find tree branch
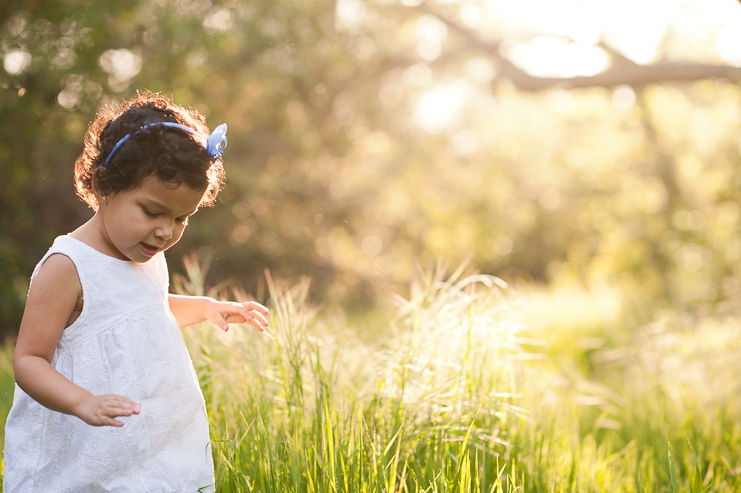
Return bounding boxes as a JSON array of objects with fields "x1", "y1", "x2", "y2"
[
  {"x1": 421, "y1": 4, "x2": 741, "y2": 91},
  {"x1": 498, "y1": 58, "x2": 741, "y2": 91}
]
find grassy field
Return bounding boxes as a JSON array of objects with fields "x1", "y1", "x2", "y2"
[{"x1": 1, "y1": 261, "x2": 741, "y2": 491}]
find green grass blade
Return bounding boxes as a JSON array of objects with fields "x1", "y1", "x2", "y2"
[
  {"x1": 567, "y1": 448, "x2": 577, "y2": 492},
  {"x1": 668, "y1": 435, "x2": 678, "y2": 493}
]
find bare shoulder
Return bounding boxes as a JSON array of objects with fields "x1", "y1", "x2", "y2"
[
  {"x1": 30, "y1": 253, "x2": 82, "y2": 301},
  {"x1": 16, "y1": 253, "x2": 84, "y2": 361}
]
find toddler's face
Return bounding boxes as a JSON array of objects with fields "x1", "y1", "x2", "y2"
[{"x1": 97, "y1": 175, "x2": 206, "y2": 263}]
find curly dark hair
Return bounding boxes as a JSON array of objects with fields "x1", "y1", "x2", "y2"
[{"x1": 75, "y1": 90, "x2": 225, "y2": 210}]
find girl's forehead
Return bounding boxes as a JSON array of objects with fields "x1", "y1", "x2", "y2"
[{"x1": 135, "y1": 176, "x2": 206, "y2": 213}]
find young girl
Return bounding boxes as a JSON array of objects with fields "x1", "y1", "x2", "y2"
[{"x1": 3, "y1": 91, "x2": 269, "y2": 492}]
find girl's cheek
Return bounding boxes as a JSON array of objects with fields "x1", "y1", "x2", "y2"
[{"x1": 173, "y1": 225, "x2": 187, "y2": 243}]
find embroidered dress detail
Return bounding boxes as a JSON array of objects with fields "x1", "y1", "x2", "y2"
[{"x1": 3, "y1": 236, "x2": 215, "y2": 492}]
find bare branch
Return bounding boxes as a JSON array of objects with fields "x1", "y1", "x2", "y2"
[
  {"x1": 420, "y1": 5, "x2": 741, "y2": 91},
  {"x1": 498, "y1": 58, "x2": 741, "y2": 91}
]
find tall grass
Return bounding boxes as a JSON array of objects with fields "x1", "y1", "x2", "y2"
[
  {"x1": 176, "y1": 258, "x2": 537, "y2": 492},
  {"x1": 173, "y1": 258, "x2": 741, "y2": 492}
]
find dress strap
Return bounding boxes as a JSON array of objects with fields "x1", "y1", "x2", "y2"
[{"x1": 31, "y1": 236, "x2": 96, "y2": 290}]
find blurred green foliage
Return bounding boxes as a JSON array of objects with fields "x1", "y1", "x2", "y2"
[{"x1": 2, "y1": 0, "x2": 741, "y2": 335}]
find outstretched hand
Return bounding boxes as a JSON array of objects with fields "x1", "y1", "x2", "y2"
[
  {"x1": 74, "y1": 394, "x2": 141, "y2": 427},
  {"x1": 204, "y1": 300, "x2": 270, "y2": 332}
]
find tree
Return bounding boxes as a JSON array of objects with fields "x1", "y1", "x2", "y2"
[{"x1": 2, "y1": 0, "x2": 741, "y2": 334}]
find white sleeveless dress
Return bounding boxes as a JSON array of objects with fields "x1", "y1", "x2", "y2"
[{"x1": 3, "y1": 235, "x2": 215, "y2": 492}]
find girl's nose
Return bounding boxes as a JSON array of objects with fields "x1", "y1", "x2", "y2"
[{"x1": 155, "y1": 221, "x2": 173, "y2": 240}]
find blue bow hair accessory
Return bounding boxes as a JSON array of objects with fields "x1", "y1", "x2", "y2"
[
  {"x1": 206, "y1": 123, "x2": 228, "y2": 160},
  {"x1": 104, "y1": 122, "x2": 228, "y2": 167}
]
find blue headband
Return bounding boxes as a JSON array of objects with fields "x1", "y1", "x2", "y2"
[{"x1": 103, "y1": 122, "x2": 228, "y2": 167}]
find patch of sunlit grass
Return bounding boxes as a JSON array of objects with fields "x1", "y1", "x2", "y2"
[
  {"x1": 522, "y1": 282, "x2": 624, "y2": 374},
  {"x1": 174, "y1": 258, "x2": 741, "y2": 491},
  {"x1": 180, "y1": 259, "x2": 538, "y2": 491}
]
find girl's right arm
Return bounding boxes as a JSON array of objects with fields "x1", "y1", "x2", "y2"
[{"x1": 13, "y1": 253, "x2": 140, "y2": 427}]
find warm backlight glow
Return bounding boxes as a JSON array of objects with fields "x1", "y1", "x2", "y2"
[
  {"x1": 506, "y1": 36, "x2": 609, "y2": 78},
  {"x1": 414, "y1": 83, "x2": 469, "y2": 134},
  {"x1": 405, "y1": 0, "x2": 741, "y2": 133}
]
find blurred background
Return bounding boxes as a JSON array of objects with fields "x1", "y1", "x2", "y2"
[{"x1": 2, "y1": 0, "x2": 741, "y2": 336}]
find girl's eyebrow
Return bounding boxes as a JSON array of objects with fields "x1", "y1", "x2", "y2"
[
  {"x1": 142, "y1": 198, "x2": 168, "y2": 210},
  {"x1": 141, "y1": 198, "x2": 174, "y2": 213},
  {"x1": 141, "y1": 198, "x2": 198, "y2": 216}
]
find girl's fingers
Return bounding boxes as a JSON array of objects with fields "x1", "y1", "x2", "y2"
[
  {"x1": 111, "y1": 395, "x2": 140, "y2": 411},
  {"x1": 233, "y1": 304, "x2": 253, "y2": 323},
  {"x1": 236, "y1": 309, "x2": 269, "y2": 330},
  {"x1": 79, "y1": 394, "x2": 141, "y2": 427},
  {"x1": 243, "y1": 301, "x2": 269, "y2": 315},
  {"x1": 215, "y1": 301, "x2": 270, "y2": 332},
  {"x1": 248, "y1": 318, "x2": 266, "y2": 332},
  {"x1": 229, "y1": 307, "x2": 264, "y2": 332},
  {"x1": 212, "y1": 311, "x2": 229, "y2": 331},
  {"x1": 250, "y1": 310, "x2": 269, "y2": 327},
  {"x1": 102, "y1": 395, "x2": 141, "y2": 417},
  {"x1": 105, "y1": 405, "x2": 136, "y2": 418},
  {"x1": 222, "y1": 304, "x2": 269, "y2": 329}
]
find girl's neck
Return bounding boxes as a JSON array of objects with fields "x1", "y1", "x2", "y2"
[{"x1": 68, "y1": 215, "x2": 130, "y2": 262}]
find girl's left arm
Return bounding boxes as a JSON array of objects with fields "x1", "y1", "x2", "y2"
[{"x1": 168, "y1": 295, "x2": 269, "y2": 332}]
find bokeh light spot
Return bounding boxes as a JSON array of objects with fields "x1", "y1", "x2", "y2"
[
  {"x1": 361, "y1": 235, "x2": 383, "y2": 256},
  {"x1": 493, "y1": 236, "x2": 513, "y2": 256},
  {"x1": 612, "y1": 85, "x2": 636, "y2": 112},
  {"x1": 3, "y1": 50, "x2": 31, "y2": 75}
]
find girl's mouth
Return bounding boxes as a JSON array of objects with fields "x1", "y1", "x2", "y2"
[{"x1": 140, "y1": 243, "x2": 160, "y2": 257}]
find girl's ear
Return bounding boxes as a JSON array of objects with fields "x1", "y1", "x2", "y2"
[{"x1": 91, "y1": 173, "x2": 107, "y2": 210}]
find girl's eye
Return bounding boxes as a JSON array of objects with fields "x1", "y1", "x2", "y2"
[
  {"x1": 176, "y1": 217, "x2": 189, "y2": 225},
  {"x1": 144, "y1": 209, "x2": 159, "y2": 218}
]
